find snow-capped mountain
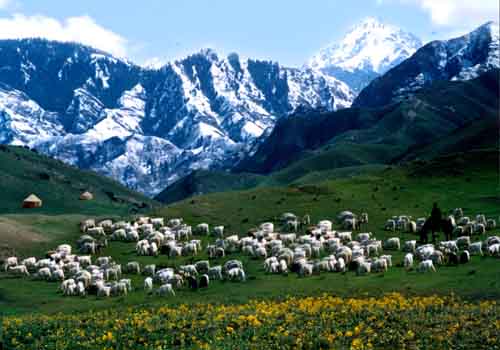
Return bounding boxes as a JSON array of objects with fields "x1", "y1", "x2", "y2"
[
  {"x1": 353, "y1": 21, "x2": 500, "y2": 108},
  {"x1": 308, "y1": 17, "x2": 422, "y2": 92},
  {"x1": 0, "y1": 39, "x2": 353, "y2": 195}
]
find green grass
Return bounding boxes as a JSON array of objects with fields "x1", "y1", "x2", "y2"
[
  {"x1": 0, "y1": 149, "x2": 499, "y2": 317},
  {"x1": 0, "y1": 145, "x2": 157, "y2": 216}
]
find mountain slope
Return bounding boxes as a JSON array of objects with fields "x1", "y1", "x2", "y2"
[
  {"x1": 308, "y1": 18, "x2": 422, "y2": 92},
  {"x1": 239, "y1": 69, "x2": 499, "y2": 174},
  {"x1": 0, "y1": 40, "x2": 354, "y2": 196},
  {"x1": 353, "y1": 21, "x2": 499, "y2": 108},
  {"x1": 0, "y1": 145, "x2": 155, "y2": 215},
  {"x1": 156, "y1": 70, "x2": 499, "y2": 204}
]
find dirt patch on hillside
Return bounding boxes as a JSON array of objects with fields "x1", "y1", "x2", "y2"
[{"x1": 0, "y1": 217, "x2": 49, "y2": 258}]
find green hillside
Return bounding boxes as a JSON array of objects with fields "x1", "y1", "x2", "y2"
[{"x1": 0, "y1": 145, "x2": 156, "y2": 216}]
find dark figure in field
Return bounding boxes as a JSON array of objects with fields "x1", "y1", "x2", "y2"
[
  {"x1": 430, "y1": 203, "x2": 442, "y2": 243},
  {"x1": 419, "y1": 219, "x2": 432, "y2": 244}
]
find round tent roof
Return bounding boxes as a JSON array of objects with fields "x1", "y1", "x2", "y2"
[
  {"x1": 24, "y1": 194, "x2": 42, "y2": 203},
  {"x1": 79, "y1": 191, "x2": 94, "y2": 200}
]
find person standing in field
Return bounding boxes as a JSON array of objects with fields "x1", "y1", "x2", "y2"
[{"x1": 430, "y1": 202, "x2": 442, "y2": 243}]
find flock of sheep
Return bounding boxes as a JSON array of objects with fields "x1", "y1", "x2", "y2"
[{"x1": 2, "y1": 208, "x2": 499, "y2": 299}]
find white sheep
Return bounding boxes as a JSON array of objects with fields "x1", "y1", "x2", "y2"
[
  {"x1": 403, "y1": 240, "x2": 416, "y2": 253},
  {"x1": 488, "y1": 243, "x2": 500, "y2": 257},
  {"x1": 126, "y1": 262, "x2": 141, "y2": 275},
  {"x1": 371, "y1": 258, "x2": 388, "y2": 273},
  {"x1": 196, "y1": 223, "x2": 210, "y2": 235},
  {"x1": 356, "y1": 261, "x2": 371, "y2": 276},
  {"x1": 213, "y1": 226, "x2": 224, "y2": 238},
  {"x1": 417, "y1": 260, "x2": 436, "y2": 273},
  {"x1": 208, "y1": 266, "x2": 223, "y2": 281},
  {"x1": 144, "y1": 277, "x2": 153, "y2": 293},
  {"x1": 227, "y1": 267, "x2": 246, "y2": 282},
  {"x1": 4, "y1": 257, "x2": 18, "y2": 271},
  {"x1": 469, "y1": 242, "x2": 483, "y2": 256},
  {"x1": 384, "y1": 237, "x2": 400, "y2": 251},
  {"x1": 8, "y1": 265, "x2": 29, "y2": 277},
  {"x1": 404, "y1": 253, "x2": 414, "y2": 270},
  {"x1": 456, "y1": 236, "x2": 471, "y2": 249}
]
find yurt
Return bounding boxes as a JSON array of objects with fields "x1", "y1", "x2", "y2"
[
  {"x1": 22, "y1": 194, "x2": 42, "y2": 208},
  {"x1": 79, "y1": 191, "x2": 94, "y2": 201}
]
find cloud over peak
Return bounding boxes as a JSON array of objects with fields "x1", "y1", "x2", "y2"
[{"x1": 0, "y1": 14, "x2": 128, "y2": 57}]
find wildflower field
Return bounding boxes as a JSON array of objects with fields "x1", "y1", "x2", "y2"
[{"x1": 2, "y1": 293, "x2": 498, "y2": 349}]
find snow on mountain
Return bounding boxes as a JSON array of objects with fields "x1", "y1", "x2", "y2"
[
  {"x1": 308, "y1": 17, "x2": 422, "y2": 92},
  {"x1": 353, "y1": 21, "x2": 500, "y2": 108},
  {"x1": 0, "y1": 39, "x2": 353, "y2": 196}
]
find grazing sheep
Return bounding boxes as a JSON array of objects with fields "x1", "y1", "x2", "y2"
[
  {"x1": 335, "y1": 257, "x2": 346, "y2": 272},
  {"x1": 469, "y1": 242, "x2": 483, "y2": 256},
  {"x1": 8, "y1": 265, "x2": 29, "y2": 277},
  {"x1": 458, "y1": 217, "x2": 471, "y2": 226},
  {"x1": 403, "y1": 240, "x2": 416, "y2": 253},
  {"x1": 474, "y1": 223, "x2": 486, "y2": 235},
  {"x1": 298, "y1": 263, "x2": 313, "y2": 277},
  {"x1": 196, "y1": 223, "x2": 209, "y2": 235},
  {"x1": 96, "y1": 283, "x2": 111, "y2": 298},
  {"x1": 430, "y1": 250, "x2": 444, "y2": 266},
  {"x1": 459, "y1": 250, "x2": 470, "y2": 264},
  {"x1": 199, "y1": 274, "x2": 210, "y2": 288},
  {"x1": 384, "y1": 220, "x2": 396, "y2": 231},
  {"x1": 318, "y1": 220, "x2": 333, "y2": 233},
  {"x1": 144, "y1": 277, "x2": 153, "y2": 293},
  {"x1": 408, "y1": 221, "x2": 417, "y2": 233},
  {"x1": 404, "y1": 253, "x2": 414, "y2": 271},
  {"x1": 357, "y1": 232, "x2": 371, "y2": 242},
  {"x1": 415, "y1": 244, "x2": 435, "y2": 261},
  {"x1": 488, "y1": 243, "x2": 500, "y2": 257},
  {"x1": 456, "y1": 236, "x2": 471, "y2": 249},
  {"x1": 208, "y1": 266, "x2": 223, "y2": 281},
  {"x1": 227, "y1": 267, "x2": 246, "y2": 282},
  {"x1": 371, "y1": 258, "x2": 388, "y2": 273},
  {"x1": 380, "y1": 255, "x2": 392, "y2": 267},
  {"x1": 194, "y1": 260, "x2": 210, "y2": 275},
  {"x1": 4, "y1": 257, "x2": 18, "y2": 271},
  {"x1": 439, "y1": 241, "x2": 459, "y2": 254},
  {"x1": 215, "y1": 247, "x2": 225, "y2": 258},
  {"x1": 338, "y1": 232, "x2": 352, "y2": 244},
  {"x1": 453, "y1": 208, "x2": 463, "y2": 219},
  {"x1": 356, "y1": 261, "x2": 371, "y2": 276},
  {"x1": 126, "y1": 262, "x2": 141, "y2": 275},
  {"x1": 36, "y1": 267, "x2": 52, "y2": 280},
  {"x1": 213, "y1": 226, "x2": 224, "y2": 238},
  {"x1": 486, "y1": 219, "x2": 497, "y2": 231},
  {"x1": 76, "y1": 281, "x2": 86, "y2": 296},
  {"x1": 157, "y1": 284, "x2": 175, "y2": 297},
  {"x1": 260, "y1": 222, "x2": 274, "y2": 234},
  {"x1": 384, "y1": 237, "x2": 400, "y2": 251},
  {"x1": 143, "y1": 264, "x2": 156, "y2": 277},
  {"x1": 417, "y1": 260, "x2": 436, "y2": 273}
]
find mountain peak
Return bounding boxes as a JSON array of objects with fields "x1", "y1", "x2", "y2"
[{"x1": 309, "y1": 18, "x2": 422, "y2": 75}]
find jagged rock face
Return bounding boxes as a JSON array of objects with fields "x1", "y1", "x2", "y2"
[
  {"x1": 308, "y1": 17, "x2": 422, "y2": 92},
  {"x1": 0, "y1": 39, "x2": 353, "y2": 196},
  {"x1": 353, "y1": 22, "x2": 500, "y2": 108}
]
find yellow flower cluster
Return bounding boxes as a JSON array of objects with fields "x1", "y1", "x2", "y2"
[{"x1": 2, "y1": 293, "x2": 498, "y2": 349}]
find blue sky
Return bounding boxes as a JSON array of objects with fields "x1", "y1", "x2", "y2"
[{"x1": 0, "y1": 0, "x2": 497, "y2": 66}]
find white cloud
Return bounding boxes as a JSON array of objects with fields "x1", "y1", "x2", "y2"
[
  {"x1": 0, "y1": 0, "x2": 11, "y2": 9},
  {"x1": 0, "y1": 14, "x2": 128, "y2": 57},
  {"x1": 417, "y1": 0, "x2": 498, "y2": 27},
  {"x1": 378, "y1": 0, "x2": 499, "y2": 27}
]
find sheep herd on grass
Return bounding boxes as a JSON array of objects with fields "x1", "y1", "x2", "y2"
[{"x1": 1, "y1": 208, "x2": 499, "y2": 300}]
